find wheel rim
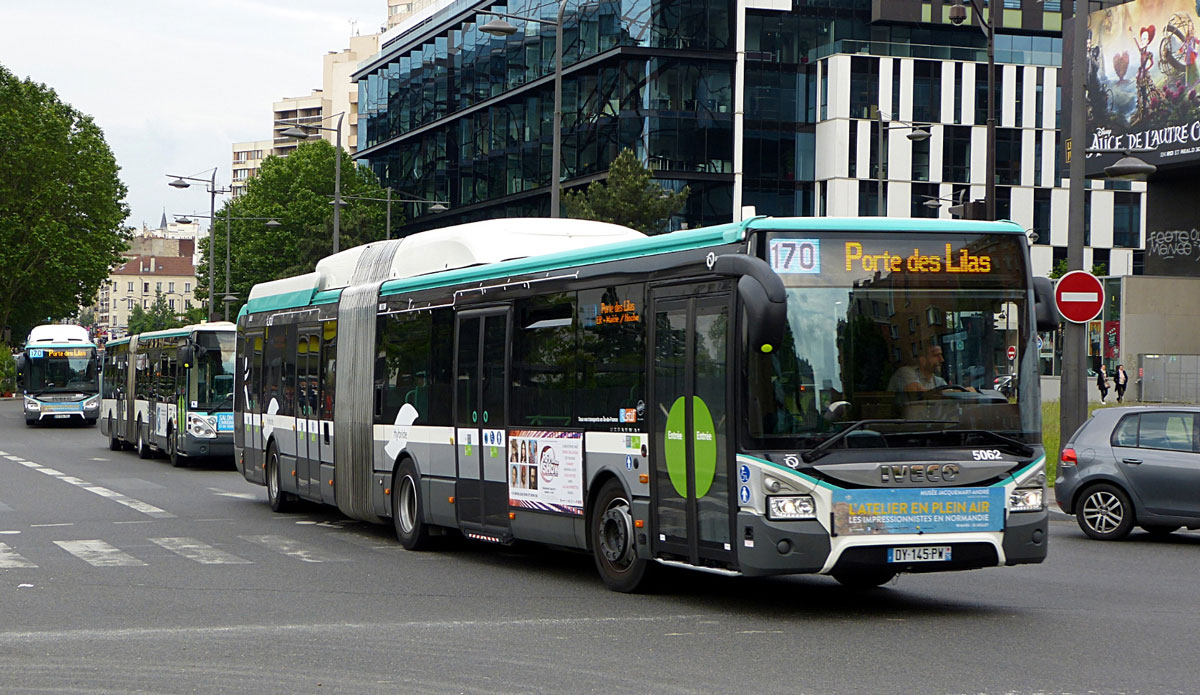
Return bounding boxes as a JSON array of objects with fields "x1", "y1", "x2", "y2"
[
  {"x1": 267, "y1": 455, "x2": 279, "y2": 501},
  {"x1": 1083, "y1": 491, "x2": 1125, "y2": 534},
  {"x1": 598, "y1": 496, "x2": 635, "y2": 571},
  {"x1": 398, "y1": 475, "x2": 418, "y2": 534}
]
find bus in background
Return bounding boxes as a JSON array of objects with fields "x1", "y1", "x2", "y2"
[
  {"x1": 235, "y1": 217, "x2": 1058, "y2": 592},
  {"x1": 101, "y1": 322, "x2": 238, "y2": 466},
  {"x1": 17, "y1": 324, "x2": 100, "y2": 426}
]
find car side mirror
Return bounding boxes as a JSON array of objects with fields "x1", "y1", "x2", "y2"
[
  {"x1": 1032, "y1": 276, "x2": 1059, "y2": 332},
  {"x1": 712, "y1": 254, "x2": 787, "y2": 355}
]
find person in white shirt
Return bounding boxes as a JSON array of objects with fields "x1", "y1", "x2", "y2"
[{"x1": 888, "y1": 343, "x2": 949, "y2": 394}]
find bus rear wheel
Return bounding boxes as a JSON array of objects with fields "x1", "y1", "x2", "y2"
[
  {"x1": 591, "y1": 479, "x2": 653, "y2": 593},
  {"x1": 392, "y1": 461, "x2": 430, "y2": 550},
  {"x1": 266, "y1": 445, "x2": 293, "y2": 513},
  {"x1": 168, "y1": 432, "x2": 185, "y2": 468},
  {"x1": 136, "y1": 424, "x2": 152, "y2": 459},
  {"x1": 108, "y1": 418, "x2": 121, "y2": 450}
]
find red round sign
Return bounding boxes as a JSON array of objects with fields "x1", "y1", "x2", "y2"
[
  {"x1": 1007, "y1": 346, "x2": 1017, "y2": 361},
  {"x1": 1054, "y1": 270, "x2": 1105, "y2": 324}
]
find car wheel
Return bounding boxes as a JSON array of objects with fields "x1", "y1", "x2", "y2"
[
  {"x1": 833, "y1": 571, "x2": 897, "y2": 589},
  {"x1": 591, "y1": 479, "x2": 654, "y2": 593},
  {"x1": 1077, "y1": 483, "x2": 1134, "y2": 540},
  {"x1": 392, "y1": 460, "x2": 431, "y2": 550},
  {"x1": 1142, "y1": 525, "x2": 1180, "y2": 538}
]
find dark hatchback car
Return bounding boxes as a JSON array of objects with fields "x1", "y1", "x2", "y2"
[{"x1": 1056, "y1": 405, "x2": 1200, "y2": 540}]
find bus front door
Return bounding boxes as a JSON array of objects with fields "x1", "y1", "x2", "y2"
[
  {"x1": 295, "y1": 331, "x2": 321, "y2": 499},
  {"x1": 454, "y1": 308, "x2": 512, "y2": 541},
  {"x1": 650, "y1": 288, "x2": 734, "y2": 569}
]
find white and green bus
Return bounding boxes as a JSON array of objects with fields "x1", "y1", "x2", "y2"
[
  {"x1": 235, "y1": 217, "x2": 1058, "y2": 591},
  {"x1": 17, "y1": 324, "x2": 101, "y2": 426},
  {"x1": 100, "y1": 323, "x2": 237, "y2": 466}
]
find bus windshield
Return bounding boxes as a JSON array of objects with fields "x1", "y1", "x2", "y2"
[
  {"x1": 747, "y1": 230, "x2": 1034, "y2": 451},
  {"x1": 25, "y1": 347, "x2": 99, "y2": 393},
  {"x1": 192, "y1": 332, "x2": 236, "y2": 411}
]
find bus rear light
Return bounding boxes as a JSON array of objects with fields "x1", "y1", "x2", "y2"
[
  {"x1": 639, "y1": 474, "x2": 649, "y2": 484},
  {"x1": 384, "y1": 488, "x2": 391, "y2": 496},
  {"x1": 448, "y1": 496, "x2": 455, "y2": 504},
  {"x1": 634, "y1": 519, "x2": 644, "y2": 528},
  {"x1": 509, "y1": 512, "x2": 516, "y2": 520},
  {"x1": 1060, "y1": 448, "x2": 1077, "y2": 466}
]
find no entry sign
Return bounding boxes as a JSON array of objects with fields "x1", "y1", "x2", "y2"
[
  {"x1": 1007, "y1": 346, "x2": 1017, "y2": 361},
  {"x1": 1054, "y1": 270, "x2": 1104, "y2": 324}
]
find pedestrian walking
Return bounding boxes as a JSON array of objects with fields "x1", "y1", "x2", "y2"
[
  {"x1": 1096, "y1": 364, "x2": 1110, "y2": 403},
  {"x1": 1115, "y1": 364, "x2": 1129, "y2": 403}
]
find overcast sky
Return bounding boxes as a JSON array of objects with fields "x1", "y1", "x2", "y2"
[{"x1": 1, "y1": 0, "x2": 385, "y2": 230}]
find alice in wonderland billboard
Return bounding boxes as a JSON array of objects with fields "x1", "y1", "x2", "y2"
[{"x1": 1086, "y1": 0, "x2": 1200, "y2": 174}]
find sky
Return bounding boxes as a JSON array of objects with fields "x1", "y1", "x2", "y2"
[{"x1": 0, "y1": 0, "x2": 386, "y2": 230}]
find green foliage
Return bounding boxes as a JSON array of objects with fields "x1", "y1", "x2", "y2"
[
  {"x1": 1048, "y1": 259, "x2": 1107, "y2": 279},
  {"x1": 194, "y1": 140, "x2": 392, "y2": 315},
  {"x1": 126, "y1": 291, "x2": 188, "y2": 335},
  {"x1": 0, "y1": 344, "x2": 15, "y2": 393},
  {"x1": 562, "y1": 148, "x2": 689, "y2": 235},
  {"x1": 0, "y1": 64, "x2": 130, "y2": 342}
]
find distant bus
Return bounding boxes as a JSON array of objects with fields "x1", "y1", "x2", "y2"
[
  {"x1": 235, "y1": 217, "x2": 1058, "y2": 591},
  {"x1": 100, "y1": 323, "x2": 237, "y2": 466},
  {"x1": 17, "y1": 324, "x2": 100, "y2": 426}
]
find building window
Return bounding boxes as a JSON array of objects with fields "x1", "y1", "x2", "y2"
[
  {"x1": 1113, "y1": 192, "x2": 1141, "y2": 248},
  {"x1": 156, "y1": 281, "x2": 162, "y2": 292},
  {"x1": 185, "y1": 282, "x2": 191, "y2": 293},
  {"x1": 169, "y1": 281, "x2": 175, "y2": 293},
  {"x1": 943, "y1": 126, "x2": 972, "y2": 183},
  {"x1": 143, "y1": 282, "x2": 150, "y2": 293},
  {"x1": 1033, "y1": 188, "x2": 1051, "y2": 244},
  {"x1": 849, "y1": 57, "x2": 878, "y2": 120},
  {"x1": 912, "y1": 61, "x2": 941, "y2": 124},
  {"x1": 128, "y1": 281, "x2": 134, "y2": 292}
]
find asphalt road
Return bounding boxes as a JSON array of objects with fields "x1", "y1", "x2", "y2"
[{"x1": 1, "y1": 399, "x2": 1198, "y2": 695}]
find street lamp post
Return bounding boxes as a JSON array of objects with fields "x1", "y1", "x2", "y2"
[
  {"x1": 279, "y1": 113, "x2": 345, "y2": 251},
  {"x1": 167, "y1": 169, "x2": 229, "y2": 322},
  {"x1": 175, "y1": 213, "x2": 280, "y2": 321},
  {"x1": 480, "y1": 1, "x2": 568, "y2": 217},
  {"x1": 335, "y1": 192, "x2": 449, "y2": 240},
  {"x1": 949, "y1": 0, "x2": 995, "y2": 220},
  {"x1": 874, "y1": 108, "x2": 930, "y2": 216}
]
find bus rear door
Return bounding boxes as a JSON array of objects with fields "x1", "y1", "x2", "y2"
[{"x1": 650, "y1": 285, "x2": 735, "y2": 569}]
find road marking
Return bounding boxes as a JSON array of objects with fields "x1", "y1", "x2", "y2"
[
  {"x1": 83, "y1": 486, "x2": 174, "y2": 518},
  {"x1": 30, "y1": 523, "x2": 74, "y2": 528},
  {"x1": 208, "y1": 487, "x2": 257, "y2": 500},
  {"x1": 54, "y1": 540, "x2": 146, "y2": 567},
  {"x1": 35, "y1": 467, "x2": 64, "y2": 476},
  {"x1": 239, "y1": 534, "x2": 346, "y2": 563},
  {"x1": 0, "y1": 542, "x2": 37, "y2": 568},
  {"x1": 149, "y1": 537, "x2": 251, "y2": 565},
  {"x1": 17, "y1": 461, "x2": 41, "y2": 469}
]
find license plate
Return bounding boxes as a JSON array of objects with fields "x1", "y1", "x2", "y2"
[
  {"x1": 888, "y1": 546, "x2": 951, "y2": 563},
  {"x1": 54, "y1": 414, "x2": 72, "y2": 419}
]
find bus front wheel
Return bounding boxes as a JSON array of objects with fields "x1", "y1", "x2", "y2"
[
  {"x1": 392, "y1": 461, "x2": 430, "y2": 550},
  {"x1": 168, "y1": 430, "x2": 185, "y2": 468},
  {"x1": 591, "y1": 479, "x2": 653, "y2": 593}
]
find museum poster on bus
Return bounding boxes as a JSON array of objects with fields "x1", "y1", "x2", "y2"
[{"x1": 507, "y1": 430, "x2": 584, "y2": 516}]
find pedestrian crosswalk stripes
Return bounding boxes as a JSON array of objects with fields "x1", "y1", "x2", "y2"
[
  {"x1": 148, "y1": 537, "x2": 251, "y2": 565},
  {"x1": 54, "y1": 540, "x2": 146, "y2": 567},
  {"x1": 0, "y1": 542, "x2": 37, "y2": 568},
  {"x1": 239, "y1": 534, "x2": 349, "y2": 563}
]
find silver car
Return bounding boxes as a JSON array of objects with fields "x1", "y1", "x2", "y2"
[{"x1": 1055, "y1": 405, "x2": 1200, "y2": 540}]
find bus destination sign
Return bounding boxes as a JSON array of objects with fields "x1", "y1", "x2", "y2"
[
  {"x1": 769, "y1": 236, "x2": 997, "y2": 278},
  {"x1": 27, "y1": 348, "x2": 91, "y2": 359}
]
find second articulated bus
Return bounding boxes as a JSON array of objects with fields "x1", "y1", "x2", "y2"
[
  {"x1": 235, "y1": 217, "x2": 1058, "y2": 591},
  {"x1": 101, "y1": 323, "x2": 238, "y2": 466}
]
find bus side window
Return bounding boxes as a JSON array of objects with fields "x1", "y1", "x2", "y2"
[{"x1": 320, "y1": 320, "x2": 337, "y2": 422}]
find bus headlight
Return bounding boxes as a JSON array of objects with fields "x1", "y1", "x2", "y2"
[
  {"x1": 24, "y1": 398, "x2": 40, "y2": 412},
  {"x1": 767, "y1": 495, "x2": 817, "y2": 520},
  {"x1": 83, "y1": 396, "x2": 99, "y2": 410},
  {"x1": 1009, "y1": 487, "x2": 1044, "y2": 512},
  {"x1": 187, "y1": 413, "x2": 218, "y2": 439}
]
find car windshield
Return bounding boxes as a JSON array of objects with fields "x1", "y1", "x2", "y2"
[
  {"x1": 747, "y1": 230, "x2": 1036, "y2": 451},
  {"x1": 25, "y1": 347, "x2": 99, "y2": 393},
  {"x1": 190, "y1": 332, "x2": 236, "y2": 411}
]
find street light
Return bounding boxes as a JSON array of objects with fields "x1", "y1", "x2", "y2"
[
  {"x1": 949, "y1": 0, "x2": 995, "y2": 220},
  {"x1": 335, "y1": 190, "x2": 450, "y2": 239},
  {"x1": 175, "y1": 213, "x2": 281, "y2": 320},
  {"x1": 874, "y1": 108, "x2": 930, "y2": 216},
  {"x1": 1090, "y1": 148, "x2": 1157, "y2": 180},
  {"x1": 277, "y1": 112, "x2": 345, "y2": 251},
  {"x1": 167, "y1": 169, "x2": 230, "y2": 323},
  {"x1": 480, "y1": 2, "x2": 567, "y2": 217}
]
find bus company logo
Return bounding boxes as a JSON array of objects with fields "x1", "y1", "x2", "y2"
[
  {"x1": 619, "y1": 408, "x2": 637, "y2": 423},
  {"x1": 879, "y1": 463, "x2": 959, "y2": 484}
]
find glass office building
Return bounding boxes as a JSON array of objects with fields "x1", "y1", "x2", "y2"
[{"x1": 354, "y1": 0, "x2": 1145, "y2": 277}]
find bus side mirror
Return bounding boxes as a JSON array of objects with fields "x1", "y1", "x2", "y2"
[
  {"x1": 1032, "y1": 276, "x2": 1059, "y2": 332},
  {"x1": 178, "y1": 345, "x2": 193, "y2": 369},
  {"x1": 15, "y1": 354, "x2": 25, "y2": 392},
  {"x1": 712, "y1": 254, "x2": 787, "y2": 355}
]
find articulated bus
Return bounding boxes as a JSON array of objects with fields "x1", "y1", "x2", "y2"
[
  {"x1": 235, "y1": 217, "x2": 1058, "y2": 591},
  {"x1": 17, "y1": 324, "x2": 101, "y2": 426},
  {"x1": 100, "y1": 323, "x2": 238, "y2": 466}
]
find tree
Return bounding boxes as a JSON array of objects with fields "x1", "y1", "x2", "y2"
[
  {"x1": 0, "y1": 64, "x2": 130, "y2": 342},
  {"x1": 562, "y1": 148, "x2": 689, "y2": 235},
  {"x1": 126, "y1": 291, "x2": 187, "y2": 335},
  {"x1": 1048, "y1": 259, "x2": 1107, "y2": 279},
  {"x1": 194, "y1": 140, "x2": 392, "y2": 316}
]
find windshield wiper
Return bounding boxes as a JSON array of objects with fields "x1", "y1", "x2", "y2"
[
  {"x1": 802, "y1": 419, "x2": 952, "y2": 463},
  {"x1": 942, "y1": 429, "x2": 1034, "y2": 458}
]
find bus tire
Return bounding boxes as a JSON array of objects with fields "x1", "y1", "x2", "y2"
[
  {"x1": 136, "y1": 422, "x2": 152, "y2": 459},
  {"x1": 266, "y1": 444, "x2": 293, "y2": 513},
  {"x1": 108, "y1": 419, "x2": 121, "y2": 451},
  {"x1": 168, "y1": 430, "x2": 185, "y2": 468},
  {"x1": 591, "y1": 478, "x2": 653, "y2": 593},
  {"x1": 392, "y1": 460, "x2": 431, "y2": 550},
  {"x1": 833, "y1": 570, "x2": 897, "y2": 589}
]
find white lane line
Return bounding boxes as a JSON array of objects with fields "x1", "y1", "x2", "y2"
[
  {"x1": 35, "y1": 467, "x2": 64, "y2": 476},
  {"x1": 30, "y1": 523, "x2": 74, "y2": 528},
  {"x1": 208, "y1": 487, "x2": 257, "y2": 500},
  {"x1": 150, "y1": 537, "x2": 252, "y2": 565},
  {"x1": 0, "y1": 542, "x2": 37, "y2": 568},
  {"x1": 54, "y1": 540, "x2": 146, "y2": 567},
  {"x1": 17, "y1": 461, "x2": 41, "y2": 469},
  {"x1": 4, "y1": 455, "x2": 24, "y2": 461},
  {"x1": 83, "y1": 487, "x2": 174, "y2": 518},
  {"x1": 239, "y1": 534, "x2": 347, "y2": 563}
]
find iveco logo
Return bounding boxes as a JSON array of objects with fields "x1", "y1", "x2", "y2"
[{"x1": 880, "y1": 464, "x2": 960, "y2": 484}]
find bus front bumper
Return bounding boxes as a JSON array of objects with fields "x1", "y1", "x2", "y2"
[{"x1": 180, "y1": 432, "x2": 235, "y2": 459}]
